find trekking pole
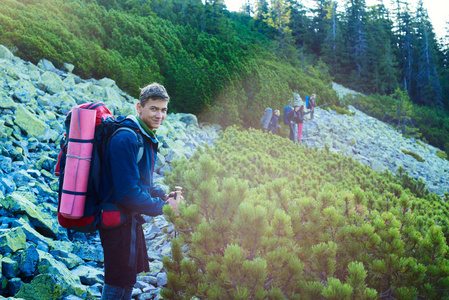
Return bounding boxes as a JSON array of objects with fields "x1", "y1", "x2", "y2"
[
  {"x1": 175, "y1": 186, "x2": 182, "y2": 200},
  {"x1": 174, "y1": 186, "x2": 182, "y2": 238}
]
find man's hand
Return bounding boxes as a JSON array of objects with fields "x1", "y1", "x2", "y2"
[
  {"x1": 163, "y1": 192, "x2": 176, "y2": 201},
  {"x1": 167, "y1": 195, "x2": 183, "y2": 216}
]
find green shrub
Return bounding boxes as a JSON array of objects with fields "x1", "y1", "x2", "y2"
[
  {"x1": 401, "y1": 149, "x2": 425, "y2": 162},
  {"x1": 162, "y1": 127, "x2": 449, "y2": 299},
  {"x1": 437, "y1": 150, "x2": 448, "y2": 160},
  {"x1": 327, "y1": 104, "x2": 355, "y2": 116}
]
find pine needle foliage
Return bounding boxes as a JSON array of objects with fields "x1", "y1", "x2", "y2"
[{"x1": 163, "y1": 127, "x2": 449, "y2": 299}]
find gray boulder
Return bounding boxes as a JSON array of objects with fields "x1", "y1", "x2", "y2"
[
  {"x1": 18, "y1": 244, "x2": 39, "y2": 277},
  {"x1": 0, "y1": 45, "x2": 14, "y2": 60},
  {"x1": 2, "y1": 257, "x2": 20, "y2": 278},
  {"x1": 71, "y1": 242, "x2": 104, "y2": 263},
  {"x1": 14, "y1": 104, "x2": 53, "y2": 141},
  {"x1": 0, "y1": 90, "x2": 17, "y2": 109},
  {"x1": 0, "y1": 272, "x2": 7, "y2": 295},
  {"x1": 37, "y1": 59, "x2": 56, "y2": 72},
  {"x1": 7, "y1": 277, "x2": 23, "y2": 297},
  {"x1": 12, "y1": 79, "x2": 38, "y2": 103},
  {"x1": 41, "y1": 71, "x2": 65, "y2": 95},
  {"x1": 0, "y1": 227, "x2": 26, "y2": 255},
  {"x1": 36, "y1": 250, "x2": 88, "y2": 298},
  {"x1": 0, "y1": 176, "x2": 16, "y2": 194},
  {"x1": 178, "y1": 113, "x2": 198, "y2": 127},
  {"x1": 156, "y1": 273, "x2": 167, "y2": 287},
  {"x1": 49, "y1": 249, "x2": 84, "y2": 270},
  {"x1": 12, "y1": 218, "x2": 54, "y2": 251},
  {"x1": 71, "y1": 265, "x2": 104, "y2": 285},
  {"x1": 15, "y1": 273, "x2": 89, "y2": 300},
  {"x1": 2, "y1": 192, "x2": 60, "y2": 239},
  {"x1": 62, "y1": 63, "x2": 75, "y2": 73}
]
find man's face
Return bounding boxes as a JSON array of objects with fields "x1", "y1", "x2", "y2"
[
  {"x1": 294, "y1": 106, "x2": 299, "y2": 111},
  {"x1": 137, "y1": 99, "x2": 168, "y2": 131}
]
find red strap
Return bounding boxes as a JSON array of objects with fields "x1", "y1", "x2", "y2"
[{"x1": 54, "y1": 150, "x2": 63, "y2": 177}]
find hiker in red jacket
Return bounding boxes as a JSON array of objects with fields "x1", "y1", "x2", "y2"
[{"x1": 100, "y1": 83, "x2": 181, "y2": 300}]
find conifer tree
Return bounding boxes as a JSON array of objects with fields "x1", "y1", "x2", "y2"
[
  {"x1": 310, "y1": 0, "x2": 332, "y2": 56},
  {"x1": 343, "y1": 0, "x2": 369, "y2": 89},
  {"x1": 414, "y1": 0, "x2": 443, "y2": 107},
  {"x1": 322, "y1": 1, "x2": 347, "y2": 78},
  {"x1": 393, "y1": 1, "x2": 414, "y2": 96},
  {"x1": 441, "y1": 22, "x2": 449, "y2": 108},
  {"x1": 392, "y1": 87, "x2": 414, "y2": 134},
  {"x1": 202, "y1": 0, "x2": 227, "y2": 34},
  {"x1": 265, "y1": 0, "x2": 292, "y2": 57},
  {"x1": 285, "y1": 0, "x2": 311, "y2": 50},
  {"x1": 365, "y1": 3, "x2": 399, "y2": 94},
  {"x1": 254, "y1": 0, "x2": 270, "y2": 21}
]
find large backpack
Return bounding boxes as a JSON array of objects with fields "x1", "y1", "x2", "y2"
[
  {"x1": 283, "y1": 105, "x2": 293, "y2": 125},
  {"x1": 305, "y1": 96, "x2": 310, "y2": 109},
  {"x1": 54, "y1": 102, "x2": 144, "y2": 237},
  {"x1": 260, "y1": 108, "x2": 273, "y2": 130}
]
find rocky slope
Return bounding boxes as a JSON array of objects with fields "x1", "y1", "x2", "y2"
[
  {"x1": 0, "y1": 45, "x2": 219, "y2": 300},
  {"x1": 293, "y1": 89, "x2": 449, "y2": 198}
]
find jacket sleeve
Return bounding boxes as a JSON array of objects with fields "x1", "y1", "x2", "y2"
[
  {"x1": 292, "y1": 111, "x2": 299, "y2": 123},
  {"x1": 108, "y1": 131, "x2": 166, "y2": 216},
  {"x1": 150, "y1": 186, "x2": 166, "y2": 198}
]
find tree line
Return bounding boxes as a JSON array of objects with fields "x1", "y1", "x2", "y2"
[{"x1": 249, "y1": 0, "x2": 448, "y2": 109}]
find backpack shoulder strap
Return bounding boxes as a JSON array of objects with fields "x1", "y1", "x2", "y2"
[{"x1": 109, "y1": 127, "x2": 144, "y2": 164}]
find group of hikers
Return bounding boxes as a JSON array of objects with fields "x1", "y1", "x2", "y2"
[{"x1": 260, "y1": 94, "x2": 317, "y2": 144}]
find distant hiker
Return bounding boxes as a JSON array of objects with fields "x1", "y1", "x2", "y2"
[
  {"x1": 309, "y1": 93, "x2": 316, "y2": 120},
  {"x1": 269, "y1": 109, "x2": 281, "y2": 135},
  {"x1": 99, "y1": 83, "x2": 182, "y2": 300},
  {"x1": 287, "y1": 105, "x2": 299, "y2": 142},
  {"x1": 297, "y1": 105, "x2": 312, "y2": 143},
  {"x1": 260, "y1": 108, "x2": 273, "y2": 133}
]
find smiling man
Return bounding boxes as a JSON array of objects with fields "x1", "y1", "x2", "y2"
[{"x1": 99, "y1": 83, "x2": 180, "y2": 300}]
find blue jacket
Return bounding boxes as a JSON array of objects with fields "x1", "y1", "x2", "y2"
[{"x1": 101, "y1": 116, "x2": 166, "y2": 216}]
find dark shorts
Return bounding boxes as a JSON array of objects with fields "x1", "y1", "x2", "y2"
[{"x1": 100, "y1": 219, "x2": 149, "y2": 287}]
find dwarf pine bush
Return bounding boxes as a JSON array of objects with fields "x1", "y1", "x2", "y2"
[
  {"x1": 401, "y1": 149, "x2": 425, "y2": 162},
  {"x1": 162, "y1": 127, "x2": 449, "y2": 299}
]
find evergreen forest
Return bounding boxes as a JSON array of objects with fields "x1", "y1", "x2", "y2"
[{"x1": 1, "y1": 0, "x2": 449, "y2": 155}]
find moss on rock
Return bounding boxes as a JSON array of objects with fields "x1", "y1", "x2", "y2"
[{"x1": 0, "y1": 227, "x2": 26, "y2": 255}]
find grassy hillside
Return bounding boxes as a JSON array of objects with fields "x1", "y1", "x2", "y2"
[{"x1": 162, "y1": 127, "x2": 449, "y2": 299}]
